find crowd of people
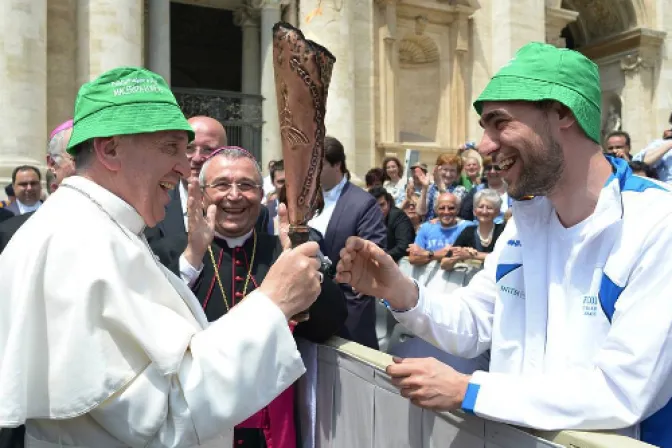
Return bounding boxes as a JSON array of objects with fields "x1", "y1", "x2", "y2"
[{"x1": 1, "y1": 40, "x2": 672, "y2": 448}]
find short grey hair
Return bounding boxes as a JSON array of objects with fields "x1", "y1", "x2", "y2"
[
  {"x1": 46, "y1": 128, "x2": 71, "y2": 164},
  {"x1": 474, "y1": 188, "x2": 502, "y2": 211},
  {"x1": 199, "y1": 147, "x2": 263, "y2": 187},
  {"x1": 73, "y1": 139, "x2": 96, "y2": 173}
]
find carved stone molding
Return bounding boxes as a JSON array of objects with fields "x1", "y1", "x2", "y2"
[
  {"x1": 233, "y1": 2, "x2": 261, "y2": 27},
  {"x1": 579, "y1": 27, "x2": 666, "y2": 62},
  {"x1": 399, "y1": 34, "x2": 439, "y2": 65},
  {"x1": 414, "y1": 15, "x2": 428, "y2": 35},
  {"x1": 620, "y1": 51, "x2": 655, "y2": 75}
]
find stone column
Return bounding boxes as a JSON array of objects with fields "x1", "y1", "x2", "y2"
[
  {"x1": 491, "y1": 0, "x2": 545, "y2": 69},
  {"x1": 282, "y1": 0, "x2": 298, "y2": 27},
  {"x1": 259, "y1": 0, "x2": 286, "y2": 167},
  {"x1": 300, "y1": 0, "x2": 357, "y2": 171},
  {"x1": 450, "y1": 13, "x2": 469, "y2": 149},
  {"x1": 47, "y1": 0, "x2": 77, "y2": 134},
  {"x1": 77, "y1": 0, "x2": 143, "y2": 86},
  {"x1": 621, "y1": 51, "x2": 657, "y2": 153},
  {"x1": 545, "y1": 6, "x2": 578, "y2": 48},
  {"x1": 234, "y1": 4, "x2": 261, "y2": 153},
  {"x1": 147, "y1": 0, "x2": 171, "y2": 83},
  {"x1": 0, "y1": 0, "x2": 48, "y2": 195},
  {"x1": 376, "y1": 0, "x2": 399, "y2": 145}
]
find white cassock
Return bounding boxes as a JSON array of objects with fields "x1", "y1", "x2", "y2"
[{"x1": 0, "y1": 176, "x2": 305, "y2": 448}]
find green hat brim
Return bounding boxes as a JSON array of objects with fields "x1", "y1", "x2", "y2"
[
  {"x1": 67, "y1": 101, "x2": 195, "y2": 154},
  {"x1": 473, "y1": 75, "x2": 601, "y2": 144}
]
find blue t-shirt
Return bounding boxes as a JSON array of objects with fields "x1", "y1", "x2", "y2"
[{"x1": 414, "y1": 220, "x2": 475, "y2": 251}]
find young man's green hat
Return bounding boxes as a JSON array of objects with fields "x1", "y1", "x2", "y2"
[{"x1": 474, "y1": 42, "x2": 602, "y2": 143}]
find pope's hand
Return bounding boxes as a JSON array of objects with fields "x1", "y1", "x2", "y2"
[
  {"x1": 387, "y1": 357, "x2": 470, "y2": 411},
  {"x1": 183, "y1": 178, "x2": 216, "y2": 268},
  {"x1": 259, "y1": 242, "x2": 322, "y2": 320},
  {"x1": 335, "y1": 237, "x2": 417, "y2": 310}
]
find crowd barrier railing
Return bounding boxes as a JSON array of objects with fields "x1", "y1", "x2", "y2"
[{"x1": 297, "y1": 337, "x2": 655, "y2": 448}]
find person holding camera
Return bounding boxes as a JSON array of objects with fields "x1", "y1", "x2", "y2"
[
  {"x1": 632, "y1": 115, "x2": 672, "y2": 182},
  {"x1": 603, "y1": 130, "x2": 632, "y2": 161}
]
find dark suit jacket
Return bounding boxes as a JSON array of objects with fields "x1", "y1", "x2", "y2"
[
  {"x1": 145, "y1": 185, "x2": 272, "y2": 272},
  {"x1": 385, "y1": 206, "x2": 416, "y2": 262},
  {"x1": 323, "y1": 181, "x2": 387, "y2": 349},
  {"x1": 4, "y1": 201, "x2": 19, "y2": 216},
  {"x1": 0, "y1": 207, "x2": 13, "y2": 224},
  {"x1": 0, "y1": 212, "x2": 33, "y2": 254}
]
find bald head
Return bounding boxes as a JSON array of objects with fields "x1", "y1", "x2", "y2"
[
  {"x1": 435, "y1": 192, "x2": 459, "y2": 227},
  {"x1": 186, "y1": 116, "x2": 227, "y2": 180}
]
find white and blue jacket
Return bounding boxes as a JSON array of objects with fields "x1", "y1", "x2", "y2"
[{"x1": 394, "y1": 157, "x2": 672, "y2": 447}]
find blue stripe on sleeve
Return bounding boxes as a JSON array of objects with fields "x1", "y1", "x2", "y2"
[{"x1": 461, "y1": 383, "x2": 481, "y2": 414}]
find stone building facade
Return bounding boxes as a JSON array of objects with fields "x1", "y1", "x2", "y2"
[{"x1": 0, "y1": 0, "x2": 670, "y2": 195}]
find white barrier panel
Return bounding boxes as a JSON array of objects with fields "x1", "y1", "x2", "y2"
[
  {"x1": 397, "y1": 257, "x2": 482, "y2": 294},
  {"x1": 298, "y1": 337, "x2": 655, "y2": 448}
]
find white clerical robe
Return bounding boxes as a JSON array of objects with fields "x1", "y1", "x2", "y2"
[{"x1": 0, "y1": 176, "x2": 306, "y2": 447}]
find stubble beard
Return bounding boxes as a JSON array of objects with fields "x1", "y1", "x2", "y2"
[{"x1": 508, "y1": 122, "x2": 565, "y2": 200}]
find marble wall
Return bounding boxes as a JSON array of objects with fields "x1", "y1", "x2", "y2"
[{"x1": 0, "y1": 0, "x2": 48, "y2": 189}]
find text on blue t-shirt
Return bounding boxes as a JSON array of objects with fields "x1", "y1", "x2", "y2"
[{"x1": 414, "y1": 220, "x2": 475, "y2": 251}]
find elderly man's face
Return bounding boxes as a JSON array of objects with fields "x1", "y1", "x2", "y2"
[
  {"x1": 187, "y1": 117, "x2": 227, "y2": 181},
  {"x1": 46, "y1": 128, "x2": 75, "y2": 192},
  {"x1": 202, "y1": 156, "x2": 263, "y2": 237},
  {"x1": 13, "y1": 169, "x2": 42, "y2": 205},
  {"x1": 113, "y1": 131, "x2": 189, "y2": 227},
  {"x1": 435, "y1": 194, "x2": 458, "y2": 228}
]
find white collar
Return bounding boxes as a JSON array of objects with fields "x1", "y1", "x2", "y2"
[
  {"x1": 214, "y1": 229, "x2": 254, "y2": 248},
  {"x1": 60, "y1": 176, "x2": 146, "y2": 235},
  {"x1": 16, "y1": 199, "x2": 41, "y2": 213},
  {"x1": 323, "y1": 175, "x2": 348, "y2": 200}
]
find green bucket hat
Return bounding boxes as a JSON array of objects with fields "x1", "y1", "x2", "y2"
[
  {"x1": 67, "y1": 67, "x2": 194, "y2": 153},
  {"x1": 473, "y1": 42, "x2": 602, "y2": 143}
]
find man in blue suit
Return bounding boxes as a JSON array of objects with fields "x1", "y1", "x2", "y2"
[{"x1": 309, "y1": 136, "x2": 387, "y2": 349}]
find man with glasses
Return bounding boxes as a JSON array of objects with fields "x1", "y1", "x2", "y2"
[
  {"x1": 146, "y1": 116, "x2": 270, "y2": 269},
  {"x1": 5, "y1": 165, "x2": 42, "y2": 216},
  {"x1": 178, "y1": 146, "x2": 347, "y2": 448}
]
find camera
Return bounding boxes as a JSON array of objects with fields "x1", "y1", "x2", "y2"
[{"x1": 318, "y1": 252, "x2": 336, "y2": 279}]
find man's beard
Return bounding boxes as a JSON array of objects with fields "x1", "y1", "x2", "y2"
[{"x1": 508, "y1": 122, "x2": 565, "y2": 200}]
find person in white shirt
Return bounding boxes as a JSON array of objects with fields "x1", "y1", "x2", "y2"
[
  {"x1": 5, "y1": 165, "x2": 42, "y2": 215},
  {"x1": 336, "y1": 42, "x2": 672, "y2": 447},
  {"x1": 0, "y1": 66, "x2": 323, "y2": 448}
]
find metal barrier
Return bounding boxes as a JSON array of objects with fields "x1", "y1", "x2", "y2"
[
  {"x1": 297, "y1": 337, "x2": 655, "y2": 448},
  {"x1": 172, "y1": 88, "x2": 264, "y2": 161}
]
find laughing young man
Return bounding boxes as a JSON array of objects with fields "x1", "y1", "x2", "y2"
[{"x1": 335, "y1": 42, "x2": 672, "y2": 447}]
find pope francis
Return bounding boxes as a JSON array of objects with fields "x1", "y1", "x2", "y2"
[{"x1": 0, "y1": 67, "x2": 323, "y2": 447}]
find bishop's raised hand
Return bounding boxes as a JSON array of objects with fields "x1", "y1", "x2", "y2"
[{"x1": 183, "y1": 178, "x2": 217, "y2": 268}]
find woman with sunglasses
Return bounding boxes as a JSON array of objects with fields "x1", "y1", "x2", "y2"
[{"x1": 459, "y1": 156, "x2": 512, "y2": 223}]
